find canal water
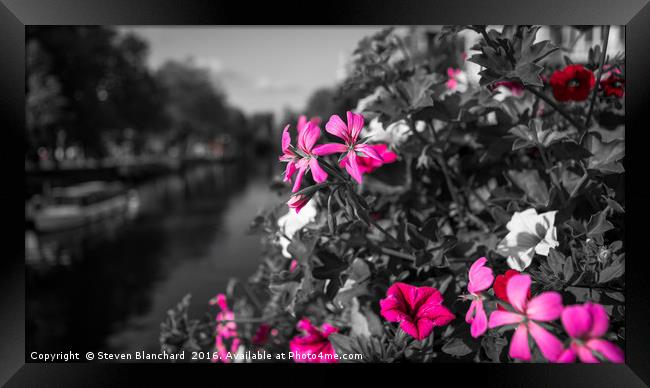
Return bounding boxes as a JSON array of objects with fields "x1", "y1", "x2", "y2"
[{"x1": 26, "y1": 160, "x2": 283, "y2": 355}]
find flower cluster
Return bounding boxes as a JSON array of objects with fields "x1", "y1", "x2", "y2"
[
  {"x1": 279, "y1": 111, "x2": 397, "y2": 212},
  {"x1": 462, "y1": 258, "x2": 623, "y2": 363}
]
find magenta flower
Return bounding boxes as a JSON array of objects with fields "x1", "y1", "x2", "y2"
[
  {"x1": 209, "y1": 293, "x2": 239, "y2": 363},
  {"x1": 338, "y1": 143, "x2": 397, "y2": 175},
  {"x1": 488, "y1": 274, "x2": 564, "y2": 362},
  {"x1": 379, "y1": 282, "x2": 455, "y2": 341},
  {"x1": 288, "y1": 318, "x2": 339, "y2": 363},
  {"x1": 279, "y1": 117, "x2": 328, "y2": 192},
  {"x1": 312, "y1": 111, "x2": 383, "y2": 183},
  {"x1": 465, "y1": 257, "x2": 494, "y2": 338},
  {"x1": 557, "y1": 302, "x2": 624, "y2": 363},
  {"x1": 287, "y1": 194, "x2": 310, "y2": 214}
]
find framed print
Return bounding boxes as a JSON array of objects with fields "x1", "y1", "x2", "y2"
[{"x1": 1, "y1": 0, "x2": 649, "y2": 386}]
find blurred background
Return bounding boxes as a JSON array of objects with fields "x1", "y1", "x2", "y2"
[{"x1": 25, "y1": 26, "x2": 623, "y2": 357}]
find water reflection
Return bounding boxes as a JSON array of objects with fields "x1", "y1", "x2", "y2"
[{"x1": 26, "y1": 160, "x2": 282, "y2": 356}]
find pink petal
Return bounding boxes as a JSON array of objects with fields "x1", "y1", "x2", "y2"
[
  {"x1": 325, "y1": 114, "x2": 350, "y2": 142},
  {"x1": 291, "y1": 162, "x2": 308, "y2": 193},
  {"x1": 561, "y1": 304, "x2": 593, "y2": 339},
  {"x1": 298, "y1": 122, "x2": 321, "y2": 153},
  {"x1": 465, "y1": 299, "x2": 478, "y2": 324},
  {"x1": 488, "y1": 310, "x2": 524, "y2": 328},
  {"x1": 284, "y1": 160, "x2": 296, "y2": 183},
  {"x1": 556, "y1": 347, "x2": 577, "y2": 363},
  {"x1": 526, "y1": 291, "x2": 563, "y2": 322},
  {"x1": 415, "y1": 318, "x2": 435, "y2": 340},
  {"x1": 528, "y1": 321, "x2": 563, "y2": 362},
  {"x1": 470, "y1": 300, "x2": 488, "y2": 338},
  {"x1": 297, "y1": 115, "x2": 308, "y2": 133},
  {"x1": 586, "y1": 303, "x2": 610, "y2": 338},
  {"x1": 468, "y1": 257, "x2": 494, "y2": 294},
  {"x1": 309, "y1": 158, "x2": 328, "y2": 183},
  {"x1": 426, "y1": 305, "x2": 455, "y2": 326},
  {"x1": 509, "y1": 324, "x2": 531, "y2": 361},
  {"x1": 344, "y1": 151, "x2": 364, "y2": 183},
  {"x1": 576, "y1": 344, "x2": 599, "y2": 363},
  {"x1": 586, "y1": 339, "x2": 624, "y2": 363},
  {"x1": 347, "y1": 111, "x2": 364, "y2": 142},
  {"x1": 355, "y1": 143, "x2": 384, "y2": 162},
  {"x1": 412, "y1": 286, "x2": 444, "y2": 314},
  {"x1": 506, "y1": 274, "x2": 531, "y2": 313},
  {"x1": 399, "y1": 319, "x2": 420, "y2": 340},
  {"x1": 312, "y1": 143, "x2": 348, "y2": 156},
  {"x1": 281, "y1": 125, "x2": 292, "y2": 152}
]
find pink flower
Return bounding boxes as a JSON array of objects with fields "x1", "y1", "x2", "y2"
[
  {"x1": 379, "y1": 282, "x2": 455, "y2": 341},
  {"x1": 210, "y1": 294, "x2": 239, "y2": 363},
  {"x1": 465, "y1": 257, "x2": 494, "y2": 338},
  {"x1": 289, "y1": 318, "x2": 339, "y2": 363},
  {"x1": 557, "y1": 303, "x2": 624, "y2": 363},
  {"x1": 289, "y1": 259, "x2": 298, "y2": 272},
  {"x1": 287, "y1": 194, "x2": 310, "y2": 214},
  {"x1": 445, "y1": 67, "x2": 468, "y2": 92},
  {"x1": 252, "y1": 324, "x2": 272, "y2": 346},
  {"x1": 338, "y1": 143, "x2": 397, "y2": 175},
  {"x1": 488, "y1": 274, "x2": 564, "y2": 362},
  {"x1": 279, "y1": 117, "x2": 328, "y2": 192},
  {"x1": 312, "y1": 111, "x2": 383, "y2": 183}
]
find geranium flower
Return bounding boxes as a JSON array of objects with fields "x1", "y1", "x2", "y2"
[
  {"x1": 289, "y1": 318, "x2": 338, "y2": 363},
  {"x1": 493, "y1": 269, "x2": 529, "y2": 311},
  {"x1": 312, "y1": 111, "x2": 383, "y2": 183},
  {"x1": 557, "y1": 302, "x2": 624, "y2": 363},
  {"x1": 495, "y1": 208, "x2": 559, "y2": 271},
  {"x1": 488, "y1": 274, "x2": 564, "y2": 362},
  {"x1": 446, "y1": 67, "x2": 469, "y2": 93},
  {"x1": 209, "y1": 294, "x2": 240, "y2": 363},
  {"x1": 600, "y1": 72, "x2": 625, "y2": 98},
  {"x1": 338, "y1": 143, "x2": 397, "y2": 175},
  {"x1": 464, "y1": 257, "x2": 494, "y2": 338},
  {"x1": 379, "y1": 282, "x2": 455, "y2": 340},
  {"x1": 549, "y1": 64, "x2": 595, "y2": 102},
  {"x1": 287, "y1": 194, "x2": 311, "y2": 214},
  {"x1": 279, "y1": 118, "x2": 328, "y2": 192}
]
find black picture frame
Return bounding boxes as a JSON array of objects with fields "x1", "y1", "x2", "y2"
[{"x1": 2, "y1": 0, "x2": 648, "y2": 386}]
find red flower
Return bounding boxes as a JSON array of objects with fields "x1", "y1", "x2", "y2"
[
  {"x1": 601, "y1": 73, "x2": 625, "y2": 98},
  {"x1": 549, "y1": 64, "x2": 595, "y2": 102},
  {"x1": 493, "y1": 270, "x2": 530, "y2": 311}
]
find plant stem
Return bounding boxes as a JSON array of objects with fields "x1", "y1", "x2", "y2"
[
  {"x1": 524, "y1": 85, "x2": 584, "y2": 131},
  {"x1": 380, "y1": 247, "x2": 416, "y2": 262},
  {"x1": 582, "y1": 25, "x2": 610, "y2": 136}
]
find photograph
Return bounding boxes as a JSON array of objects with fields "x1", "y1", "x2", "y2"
[{"x1": 23, "y1": 24, "x2": 627, "y2": 365}]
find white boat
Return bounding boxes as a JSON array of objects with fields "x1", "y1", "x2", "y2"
[{"x1": 33, "y1": 181, "x2": 131, "y2": 232}]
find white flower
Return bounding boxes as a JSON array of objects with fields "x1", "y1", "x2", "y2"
[
  {"x1": 276, "y1": 199, "x2": 317, "y2": 258},
  {"x1": 496, "y1": 208, "x2": 559, "y2": 271},
  {"x1": 362, "y1": 117, "x2": 426, "y2": 147}
]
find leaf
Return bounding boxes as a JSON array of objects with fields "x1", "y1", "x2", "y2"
[
  {"x1": 508, "y1": 169, "x2": 550, "y2": 207},
  {"x1": 598, "y1": 258, "x2": 625, "y2": 283},
  {"x1": 312, "y1": 250, "x2": 348, "y2": 280},
  {"x1": 442, "y1": 338, "x2": 473, "y2": 358},
  {"x1": 546, "y1": 248, "x2": 565, "y2": 275},
  {"x1": 586, "y1": 211, "x2": 614, "y2": 244},
  {"x1": 328, "y1": 333, "x2": 359, "y2": 356},
  {"x1": 584, "y1": 133, "x2": 625, "y2": 174}
]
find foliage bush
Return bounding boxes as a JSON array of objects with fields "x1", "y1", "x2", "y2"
[{"x1": 161, "y1": 25, "x2": 625, "y2": 363}]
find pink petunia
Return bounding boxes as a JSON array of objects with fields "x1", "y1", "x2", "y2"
[
  {"x1": 289, "y1": 318, "x2": 339, "y2": 363},
  {"x1": 279, "y1": 116, "x2": 328, "y2": 192},
  {"x1": 312, "y1": 111, "x2": 383, "y2": 184},
  {"x1": 488, "y1": 274, "x2": 564, "y2": 362},
  {"x1": 379, "y1": 282, "x2": 455, "y2": 341},
  {"x1": 557, "y1": 302, "x2": 624, "y2": 363},
  {"x1": 338, "y1": 143, "x2": 397, "y2": 175},
  {"x1": 465, "y1": 257, "x2": 494, "y2": 338}
]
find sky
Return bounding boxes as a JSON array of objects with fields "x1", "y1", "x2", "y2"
[{"x1": 122, "y1": 27, "x2": 382, "y2": 117}]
